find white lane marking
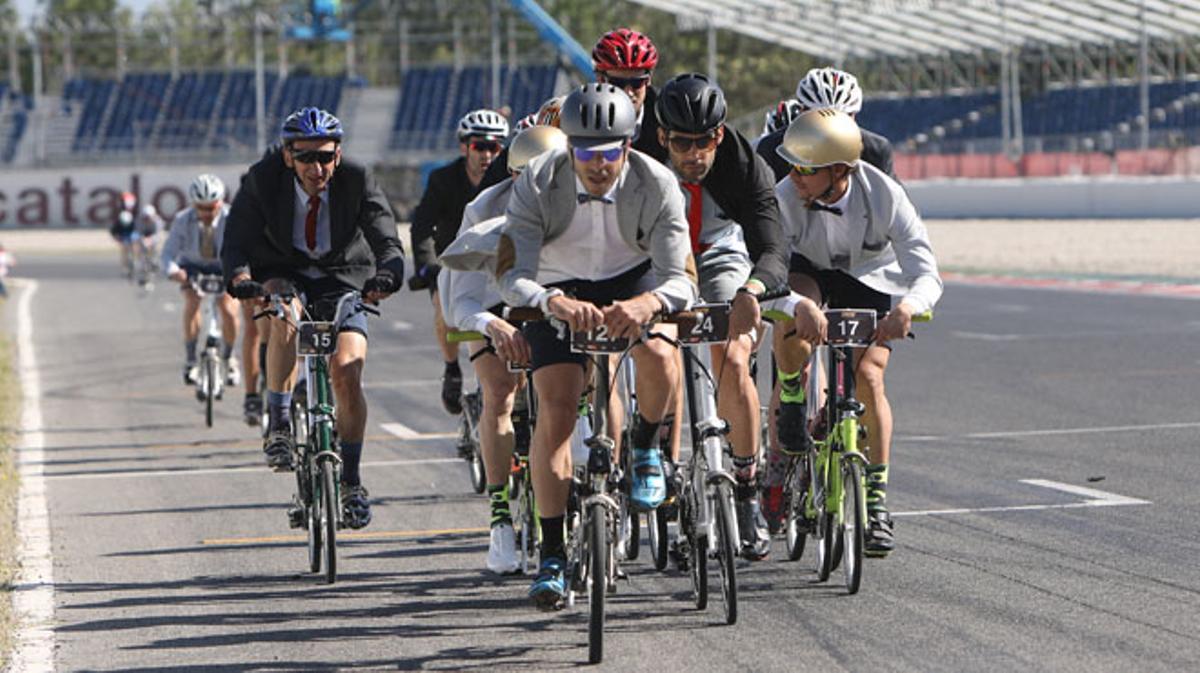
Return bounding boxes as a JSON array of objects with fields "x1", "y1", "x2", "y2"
[
  {"x1": 903, "y1": 420, "x2": 1200, "y2": 443},
  {"x1": 894, "y1": 480, "x2": 1149, "y2": 518},
  {"x1": 951, "y1": 331, "x2": 1024, "y2": 341},
  {"x1": 363, "y1": 379, "x2": 442, "y2": 389},
  {"x1": 381, "y1": 422, "x2": 457, "y2": 440},
  {"x1": 390, "y1": 320, "x2": 414, "y2": 331},
  {"x1": 11, "y1": 280, "x2": 56, "y2": 673},
  {"x1": 42, "y1": 457, "x2": 462, "y2": 482},
  {"x1": 1020, "y1": 479, "x2": 1150, "y2": 505}
]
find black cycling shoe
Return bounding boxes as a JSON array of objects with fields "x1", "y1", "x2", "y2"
[
  {"x1": 865, "y1": 507, "x2": 895, "y2": 557},
  {"x1": 735, "y1": 483, "x2": 771, "y2": 561},
  {"x1": 263, "y1": 423, "x2": 295, "y2": 472},
  {"x1": 441, "y1": 368, "x2": 463, "y2": 415},
  {"x1": 243, "y1": 393, "x2": 262, "y2": 427},
  {"x1": 777, "y1": 401, "x2": 815, "y2": 455},
  {"x1": 341, "y1": 484, "x2": 372, "y2": 529}
]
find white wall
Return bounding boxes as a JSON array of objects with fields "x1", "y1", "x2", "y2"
[
  {"x1": 907, "y1": 176, "x2": 1200, "y2": 219},
  {"x1": 0, "y1": 164, "x2": 247, "y2": 228}
]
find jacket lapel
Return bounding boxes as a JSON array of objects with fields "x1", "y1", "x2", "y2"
[
  {"x1": 616, "y1": 160, "x2": 646, "y2": 247},
  {"x1": 276, "y1": 176, "x2": 296, "y2": 256},
  {"x1": 548, "y1": 154, "x2": 577, "y2": 237}
]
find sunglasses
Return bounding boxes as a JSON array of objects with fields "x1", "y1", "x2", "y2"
[
  {"x1": 601, "y1": 74, "x2": 651, "y2": 90},
  {"x1": 469, "y1": 140, "x2": 502, "y2": 153},
  {"x1": 291, "y1": 149, "x2": 337, "y2": 165},
  {"x1": 792, "y1": 164, "x2": 821, "y2": 176},
  {"x1": 668, "y1": 133, "x2": 718, "y2": 152},
  {"x1": 573, "y1": 146, "x2": 624, "y2": 163}
]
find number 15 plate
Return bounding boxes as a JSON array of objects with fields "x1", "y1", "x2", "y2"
[{"x1": 297, "y1": 321, "x2": 337, "y2": 355}]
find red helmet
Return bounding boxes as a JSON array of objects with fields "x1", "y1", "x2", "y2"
[{"x1": 592, "y1": 28, "x2": 658, "y2": 72}]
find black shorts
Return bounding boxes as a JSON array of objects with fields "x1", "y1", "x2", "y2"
[
  {"x1": 789, "y1": 253, "x2": 892, "y2": 317},
  {"x1": 523, "y1": 261, "x2": 653, "y2": 372},
  {"x1": 262, "y1": 273, "x2": 369, "y2": 339}
]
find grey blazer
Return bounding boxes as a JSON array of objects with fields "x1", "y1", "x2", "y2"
[{"x1": 495, "y1": 148, "x2": 698, "y2": 311}]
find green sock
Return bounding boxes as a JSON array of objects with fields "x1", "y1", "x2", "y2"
[
  {"x1": 866, "y1": 463, "x2": 888, "y2": 512},
  {"x1": 778, "y1": 368, "x2": 806, "y2": 405},
  {"x1": 487, "y1": 483, "x2": 511, "y2": 527}
]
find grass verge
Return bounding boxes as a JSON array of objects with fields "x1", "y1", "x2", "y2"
[{"x1": 0, "y1": 335, "x2": 21, "y2": 669}]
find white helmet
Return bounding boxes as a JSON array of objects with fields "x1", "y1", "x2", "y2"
[
  {"x1": 457, "y1": 109, "x2": 509, "y2": 141},
  {"x1": 189, "y1": 174, "x2": 225, "y2": 206},
  {"x1": 141, "y1": 204, "x2": 157, "y2": 218},
  {"x1": 796, "y1": 67, "x2": 863, "y2": 115}
]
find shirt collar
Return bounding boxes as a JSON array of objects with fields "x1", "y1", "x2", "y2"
[
  {"x1": 573, "y1": 163, "x2": 627, "y2": 204},
  {"x1": 294, "y1": 178, "x2": 327, "y2": 204}
]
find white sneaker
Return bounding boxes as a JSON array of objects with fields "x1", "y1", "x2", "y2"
[
  {"x1": 487, "y1": 523, "x2": 521, "y2": 575},
  {"x1": 224, "y1": 356, "x2": 241, "y2": 386}
]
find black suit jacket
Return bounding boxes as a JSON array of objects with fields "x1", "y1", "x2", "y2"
[
  {"x1": 756, "y1": 125, "x2": 897, "y2": 184},
  {"x1": 222, "y1": 149, "x2": 405, "y2": 289},
  {"x1": 408, "y1": 157, "x2": 485, "y2": 276}
]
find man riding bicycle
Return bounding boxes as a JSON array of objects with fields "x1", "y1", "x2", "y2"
[
  {"x1": 222, "y1": 107, "x2": 405, "y2": 530},
  {"x1": 774, "y1": 109, "x2": 942, "y2": 557},
  {"x1": 496, "y1": 83, "x2": 696, "y2": 608},
  {"x1": 161, "y1": 174, "x2": 242, "y2": 386},
  {"x1": 438, "y1": 124, "x2": 569, "y2": 575},
  {"x1": 653, "y1": 72, "x2": 792, "y2": 560}
]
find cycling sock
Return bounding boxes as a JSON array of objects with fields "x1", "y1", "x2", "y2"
[
  {"x1": 487, "y1": 483, "x2": 511, "y2": 527},
  {"x1": 539, "y1": 516, "x2": 565, "y2": 561},
  {"x1": 222, "y1": 342, "x2": 234, "y2": 360},
  {"x1": 732, "y1": 454, "x2": 757, "y2": 483},
  {"x1": 340, "y1": 442, "x2": 363, "y2": 486},
  {"x1": 778, "y1": 368, "x2": 805, "y2": 404},
  {"x1": 444, "y1": 360, "x2": 461, "y2": 376},
  {"x1": 630, "y1": 414, "x2": 661, "y2": 451},
  {"x1": 658, "y1": 414, "x2": 676, "y2": 451},
  {"x1": 866, "y1": 463, "x2": 889, "y2": 512},
  {"x1": 185, "y1": 339, "x2": 197, "y2": 364},
  {"x1": 267, "y1": 390, "x2": 292, "y2": 429}
]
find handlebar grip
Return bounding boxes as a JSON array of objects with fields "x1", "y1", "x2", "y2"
[
  {"x1": 504, "y1": 306, "x2": 544, "y2": 322},
  {"x1": 447, "y1": 330, "x2": 485, "y2": 343},
  {"x1": 911, "y1": 310, "x2": 933, "y2": 323}
]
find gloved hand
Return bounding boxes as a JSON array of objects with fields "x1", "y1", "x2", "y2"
[
  {"x1": 363, "y1": 270, "x2": 399, "y2": 298},
  {"x1": 407, "y1": 263, "x2": 441, "y2": 291},
  {"x1": 228, "y1": 279, "x2": 266, "y2": 299}
]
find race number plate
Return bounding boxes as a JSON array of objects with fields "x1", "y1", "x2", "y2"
[
  {"x1": 677, "y1": 305, "x2": 731, "y2": 345},
  {"x1": 570, "y1": 325, "x2": 630, "y2": 353},
  {"x1": 197, "y1": 276, "x2": 224, "y2": 295},
  {"x1": 297, "y1": 321, "x2": 337, "y2": 355},
  {"x1": 824, "y1": 309, "x2": 876, "y2": 346}
]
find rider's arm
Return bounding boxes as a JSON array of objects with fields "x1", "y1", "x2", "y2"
[
  {"x1": 886, "y1": 189, "x2": 943, "y2": 316},
  {"x1": 160, "y1": 213, "x2": 187, "y2": 278},
  {"x1": 408, "y1": 167, "x2": 446, "y2": 275},
  {"x1": 495, "y1": 166, "x2": 550, "y2": 310},
  {"x1": 729, "y1": 136, "x2": 789, "y2": 292},
  {"x1": 644, "y1": 166, "x2": 699, "y2": 313},
  {"x1": 355, "y1": 167, "x2": 406, "y2": 282},
  {"x1": 221, "y1": 175, "x2": 264, "y2": 288},
  {"x1": 439, "y1": 266, "x2": 498, "y2": 334}
]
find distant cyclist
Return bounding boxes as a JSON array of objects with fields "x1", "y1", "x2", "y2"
[
  {"x1": 222, "y1": 107, "x2": 405, "y2": 530},
  {"x1": 774, "y1": 109, "x2": 942, "y2": 556},
  {"x1": 756, "y1": 67, "x2": 896, "y2": 182},
  {"x1": 753, "y1": 98, "x2": 804, "y2": 149},
  {"x1": 438, "y1": 125, "x2": 569, "y2": 575},
  {"x1": 162, "y1": 174, "x2": 241, "y2": 386},
  {"x1": 592, "y1": 27, "x2": 667, "y2": 163},
  {"x1": 109, "y1": 191, "x2": 138, "y2": 278},
  {"x1": 496, "y1": 83, "x2": 696, "y2": 608},
  {"x1": 408, "y1": 109, "x2": 509, "y2": 416}
]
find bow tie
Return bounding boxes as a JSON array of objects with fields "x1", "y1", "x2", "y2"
[
  {"x1": 808, "y1": 201, "x2": 843, "y2": 216},
  {"x1": 577, "y1": 193, "x2": 614, "y2": 205}
]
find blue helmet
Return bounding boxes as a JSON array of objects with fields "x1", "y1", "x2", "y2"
[{"x1": 280, "y1": 107, "x2": 343, "y2": 142}]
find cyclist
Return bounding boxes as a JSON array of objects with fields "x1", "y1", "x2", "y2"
[
  {"x1": 754, "y1": 98, "x2": 804, "y2": 149},
  {"x1": 408, "y1": 109, "x2": 509, "y2": 417},
  {"x1": 162, "y1": 174, "x2": 242, "y2": 386},
  {"x1": 496, "y1": 83, "x2": 696, "y2": 608},
  {"x1": 774, "y1": 109, "x2": 942, "y2": 557},
  {"x1": 592, "y1": 27, "x2": 667, "y2": 163},
  {"x1": 222, "y1": 107, "x2": 405, "y2": 530},
  {"x1": 109, "y1": 191, "x2": 138, "y2": 279},
  {"x1": 756, "y1": 67, "x2": 896, "y2": 182},
  {"x1": 653, "y1": 72, "x2": 790, "y2": 560},
  {"x1": 438, "y1": 125, "x2": 569, "y2": 575},
  {"x1": 479, "y1": 94, "x2": 568, "y2": 189}
]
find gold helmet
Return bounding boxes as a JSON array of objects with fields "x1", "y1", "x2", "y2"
[
  {"x1": 507, "y1": 125, "x2": 568, "y2": 173},
  {"x1": 535, "y1": 94, "x2": 567, "y2": 128},
  {"x1": 776, "y1": 108, "x2": 862, "y2": 169}
]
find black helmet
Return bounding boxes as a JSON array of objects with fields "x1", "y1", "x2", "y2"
[
  {"x1": 559, "y1": 83, "x2": 637, "y2": 148},
  {"x1": 655, "y1": 72, "x2": 727, "y2": 135}
]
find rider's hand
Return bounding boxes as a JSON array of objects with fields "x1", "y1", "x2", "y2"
[
  {"x1": 485, "y1": 320, "x2": 530, "y2": 366},
  {"x1": 228, "y1": 278, "x2": 266, "y2": 300},
  {"x1": 168, "y1": 269, "x2": 187, "y2": 284},
  {"x1": 406, "y1": 263, "x2": 440, "y2": 291},
  {"x1": 363, "y1": 271, "x2": 398, "y2": 304},
  {"x1": 603, "y1": 294, "x2": 662, "y2": 340},
  {"x1": 875, "y1": 302, "x2": 914, "y2": 344},
  {"x1": 729, "y1": 288, "x2": 762, "y2": 338},
  {"x1": 547, "y1": 295, "x2": 604, "y2": 333},
  {"x1": 792, "y1": 296, "x2": 827, "y2": 344}
]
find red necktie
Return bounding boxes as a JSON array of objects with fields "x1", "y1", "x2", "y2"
[
  {"x1": 681, "y1": 182, "x2": 706, "y2": 254},
  {"x1": 305, "y1": 194, "x2": 321, "y2": 251}
]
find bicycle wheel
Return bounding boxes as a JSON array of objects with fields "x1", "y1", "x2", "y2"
[
  {"x1": 517, "y1": 476, "x2": 538, "y2": 574},
  {"x1": 842, "y1": 461, "x2": 865, "y2": 595},
  {"x1": 468, "y1": 444, "x2": 486, "y2": 494},
  {"x1": 204, "y1": 357, "x2": 216, "y2": 428},
  {"x1": 714, "y1": 482, "x2": 738, "y2": 625},
  {"x1": 320, "y1": 460, "x2": 338, "y2": 584},
  {"x1": 784, "y1": 457, "x2": 809, "y2": 561},
  {"x1": 813, "y1": 457, "x2": 835, "y2": 582},
  {"x1": 301, "y1": 459, "x2": 321, "y2": 573},
  {"x1": 647, "y1": 506, "x2": 669, "y2": 571},
  {"x1": 587, "y1": 502, "x2": 608, "y2": 664},
  {"x1": 691, "y1": 531, "x2": 708, "y2": 610}
]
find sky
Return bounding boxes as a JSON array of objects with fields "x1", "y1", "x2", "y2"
[{"x1": 14, "y1": 0, "x2": 157, "y2": 24}]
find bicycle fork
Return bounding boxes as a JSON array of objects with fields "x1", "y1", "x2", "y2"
[{"x1": 682, "y1": 347, "x2": 739, "y2": 555}]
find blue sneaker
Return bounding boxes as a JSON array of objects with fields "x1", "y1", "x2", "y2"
[
  {"x1": 528, "y1": 557, "x2": 566, "y2": 611},
  {"x1": 629, "y1": 448, "x2": 666, "y2": 511}
]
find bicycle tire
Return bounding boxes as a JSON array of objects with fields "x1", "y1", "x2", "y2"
[
  {"x1": 302, "y1": 458, "x2": 321, "y2": 573},
  {"x1": 517, "y1": 477, "x2": 538, "y2": 574},
  {"x1": 204, "y1": 357, "x2": 216, "y2": 428},
  {"x1": 691, "y1": 532, "x2": 708, "y2": 610},
  {"x1": 587, "y1": 502, "x2": 608, "y2": 664},
  {"x1": 814, "y1": 455, "x2": 835, "y2": 582},
  {"x1": 321, "y1": 460, "x2": 338, "y2": 584},
  {"x1": 784, "y1": 456, "x2": 809, "y2": 561},
  {"x1": 647, "y1": 506, "x2": 669, "y2": 571},
  {"x1": 469, "y1": 445, "x2": 486, "y2": 494},
  {"x1": 715, "y1": 482, "x2": 738, "y2": 625},
  {"x1": 842, "y1": 461, "x2": 865, "y2": 594}
]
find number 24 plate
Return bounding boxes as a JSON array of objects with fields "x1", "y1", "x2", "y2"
[{"x1": 297, "y1": 321, "x2": 337, "y2": 355}]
